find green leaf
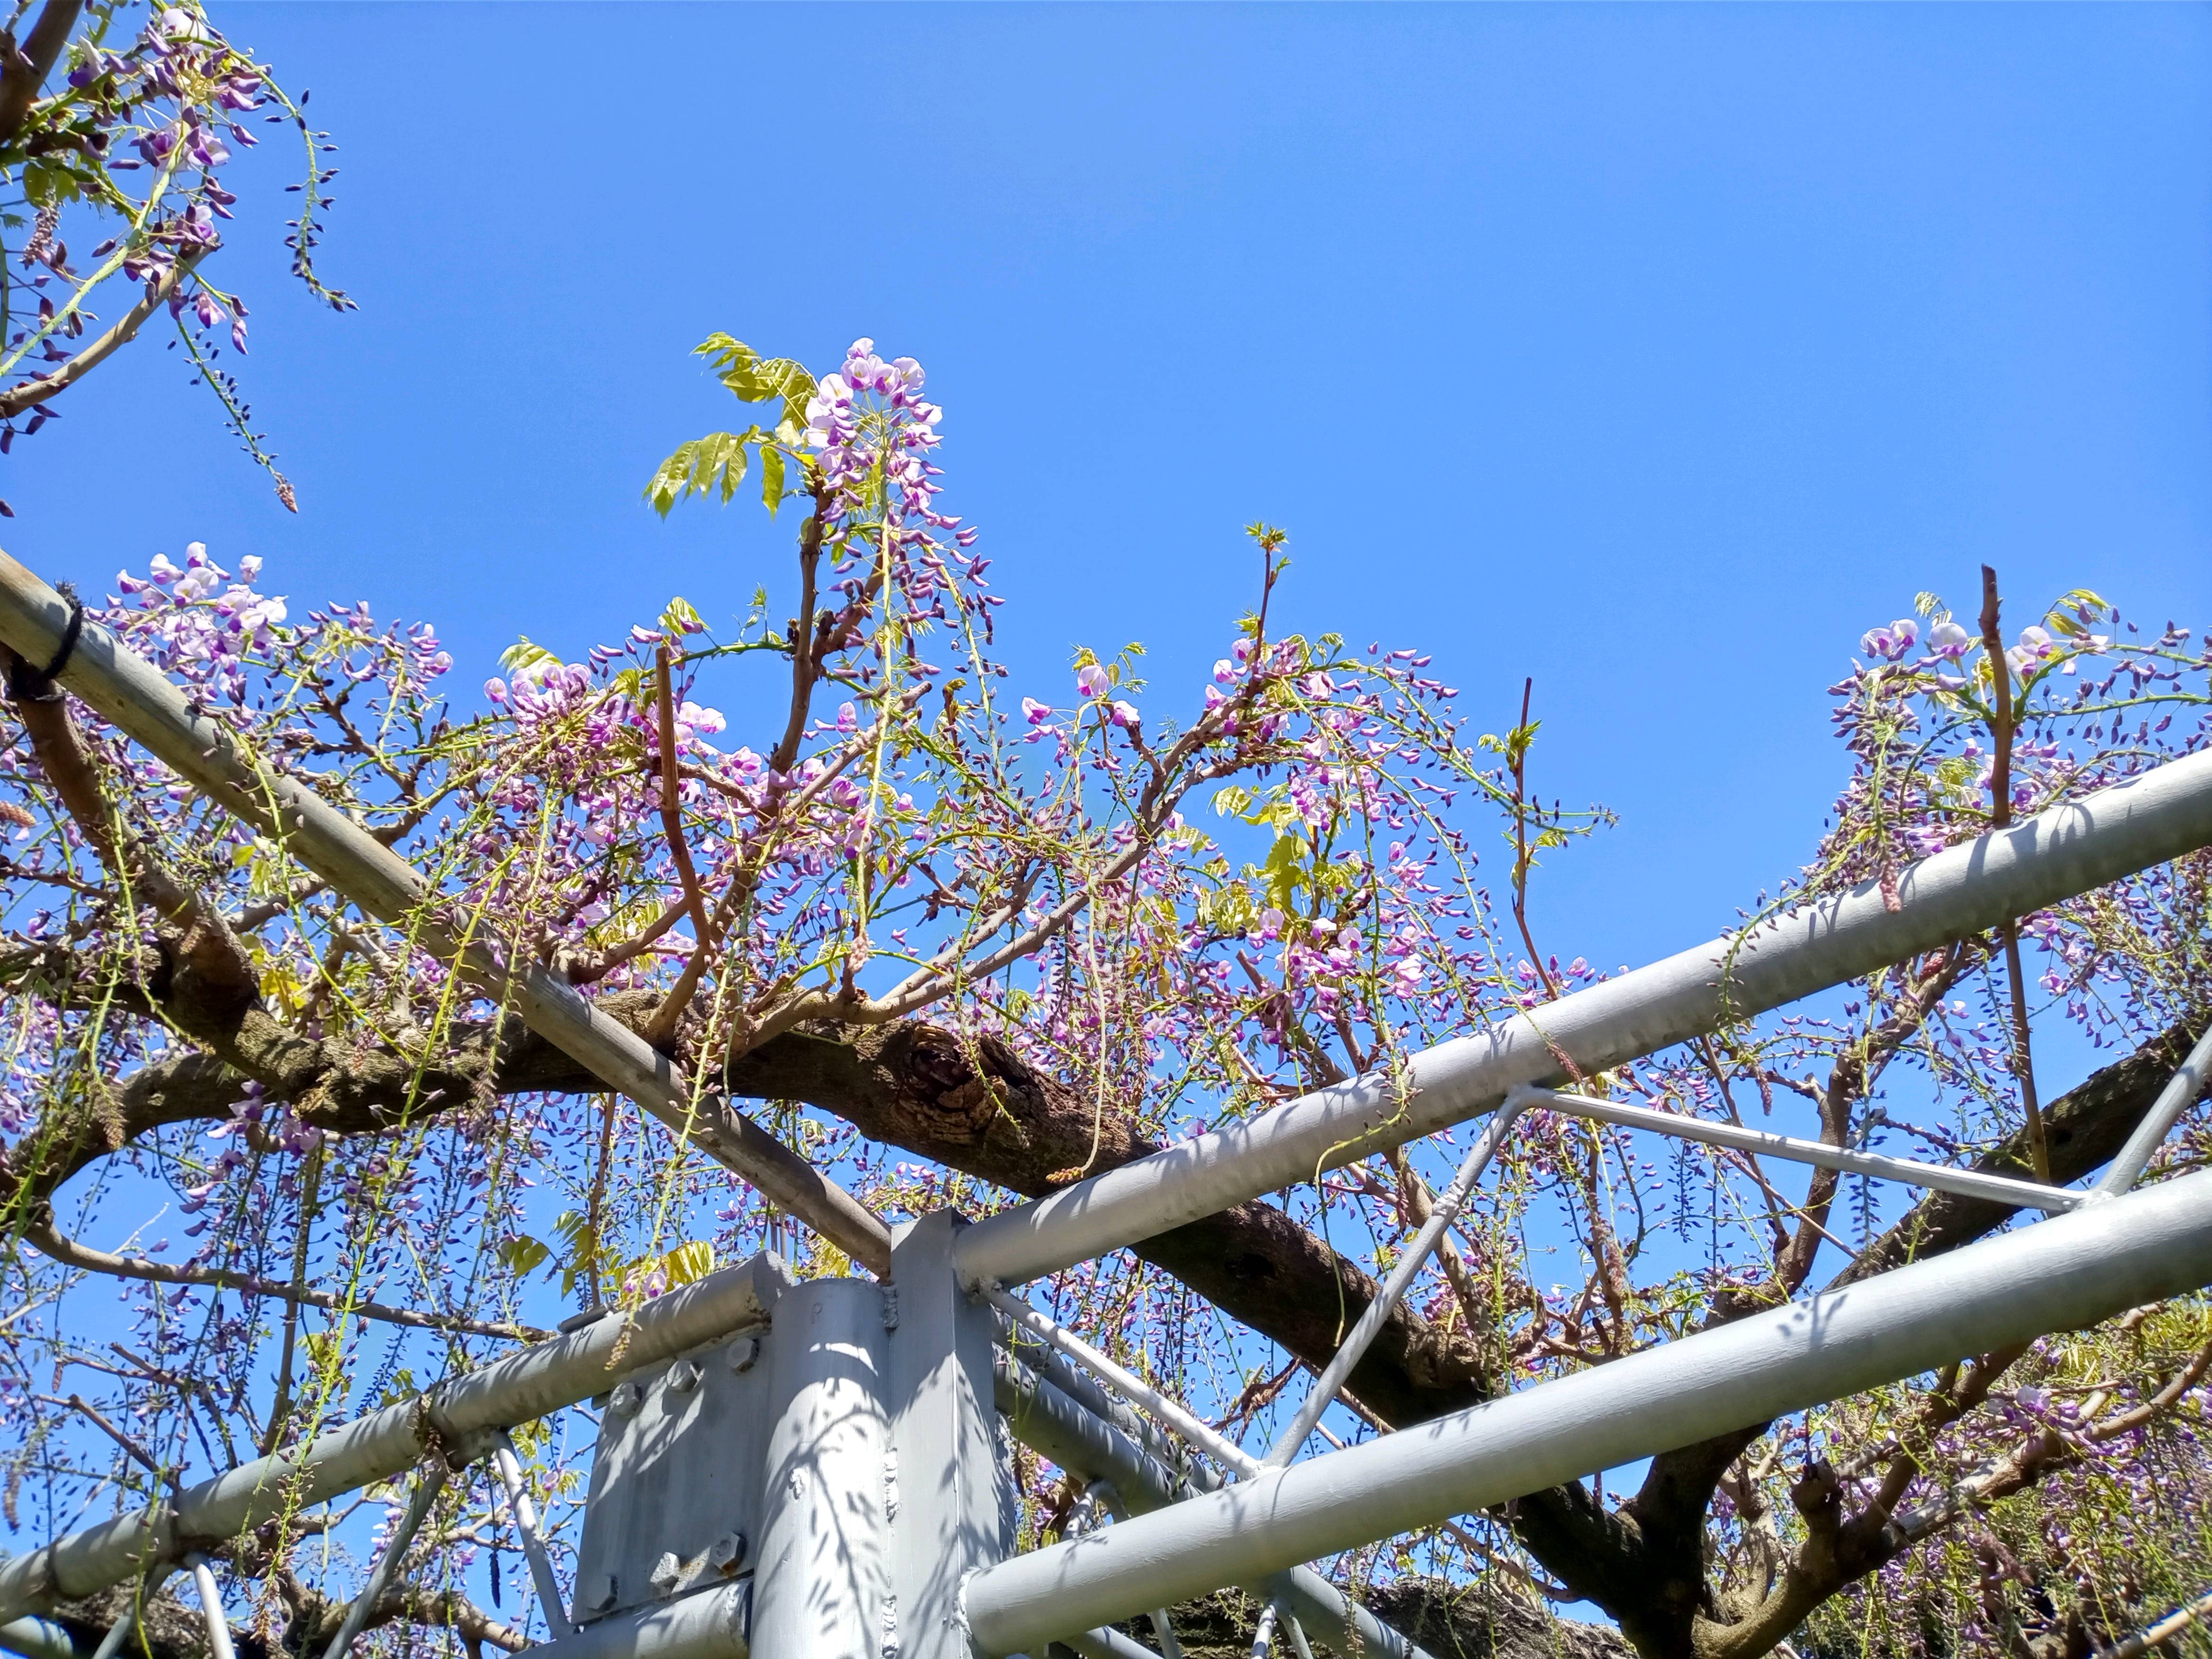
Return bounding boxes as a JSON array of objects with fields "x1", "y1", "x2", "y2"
[
  {"x1": 695, "y1": 332, "x2": 760, "y2": 379},
  {"x1": 552, "y1": 1208, "x2": 606, "y2": 1297},
  {"x1": 694, "y1": 334, "x2": 817, "y2": 428},
  {"x1": 661, "y1": 596, "x2": 704, "y2": 636},
  {"x1": 2046, "y1": 589, "x2": 2113, "y2": 637},
  {"x1": 1258, "y1": 832, "x2": 1313, "y2": 909},
  {"x1": 497, "y1": 1234, "x2": 551, "y2": 1277},
  {"x1": 644, "y1": 431, "x2": 756, "y2": 517},
  {"x1": 499, "y1": 638, "x2": 562, "y2": 674},
  {"x1": 664, "y1": 1240, "x2": 715, "y2": 1286},
  {"x1": 759, "y1": 443, "x2": 787, "y2": 516}
]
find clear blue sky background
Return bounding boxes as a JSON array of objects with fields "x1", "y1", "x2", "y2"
[
  {"x1": 5, "y1": 8, "x2": 2209, "y2": 1620},
  {"x1": 9, "y1": 0, "x2": 2211, "y2": 1001}
]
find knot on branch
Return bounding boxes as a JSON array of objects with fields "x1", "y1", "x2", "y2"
[{"x1": 884, "y1": 1024, "x2": 1024, "y2": 1143}]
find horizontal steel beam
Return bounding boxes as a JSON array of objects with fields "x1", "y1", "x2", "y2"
[
  {"x1": 963, "y1": 1167, "x2": 2212, "y2": 1652},
  {"x1": 518, "y1": 1580, "x2": 749, "y2": 1659},
  {"x1": 0, "y1": 1618, "x2": 85, "y2": 1659},
  {"x1": 0, "y1": 1255, "x2": 791, "y2": 1625},
  {"x1": 0, "y1": 551, "x2": 891, "y2": 1275},
  {"x1": 993, "y1": 1352, "x2": 1428, "y2": 1659},
  {"x1": 955, "y1": 749, "x2": 2212, "y2": 1289}
]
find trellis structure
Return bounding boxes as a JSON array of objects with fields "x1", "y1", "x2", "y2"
[{"x1": 1, "y1": 547, "x2": 2210, "y2": 1659}]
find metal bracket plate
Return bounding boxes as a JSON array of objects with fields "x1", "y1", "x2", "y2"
[{"x1": 570, "y1": 1329, "x2": 768, "y2": 1626}]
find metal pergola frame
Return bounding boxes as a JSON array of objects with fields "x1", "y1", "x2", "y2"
[{"x1": 2, "y1": 548, "x2": 2210, "y2": 1659}]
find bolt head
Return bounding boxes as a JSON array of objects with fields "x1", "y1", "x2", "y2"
[
  {"x1": 708, "y1": 1532, "x2": 747, "y2": 1572},
  {"x1": 730, "y1": 1336, "x2": 759, "y2": 1374},
  {"x1": 609, "y1": 1380, "x2": 643, "y2": 1417},
  {"x1": 668, "y1": 1358, "x2": 703, "y2": 1395},
  {"x1": 649, "y1": 1552, "x2": 683, "y2": 1594},
  {"x1": 586, "y1": 1573, "x2": 618, "y2": 1611}
]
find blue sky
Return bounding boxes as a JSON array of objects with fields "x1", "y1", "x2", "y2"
[
  {"x1": 11, "y1": 0, "x2": 2212, "y2": 1017},
  {"x1": 5, "y1": 6, "x2": 2210, "y2": 1623}
]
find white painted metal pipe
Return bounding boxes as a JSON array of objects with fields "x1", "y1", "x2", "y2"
[
  {"x1": 518, "y1": 1579, "x2": 749, "y2": 1659},
  {"x1": 999, "y1": 1318, "x2": 1193, "y2": 1485},
  {"x1": 492, "y1": 1434, "x2": 572, "y2": 1638},
  {"x1": 2097, "y1": 1025, "x2": 2212, "y2": 1195},
  {"x1": 748, "y1": 1279, "x2": 892, "y2": 1659},
  {"x1": 1056, "y1": 1626, "x2": 1157, "y2": 1659},
  {"x1": 319, "y1": 1468, "x2": 445, "y2": 1659},
  {"x1": 85, "y1": 1567, "x2": 174, "y2": 1659},
  {"x1": 984, "y1": 1287, "x2": 1260, "y2": 1477},
  {"x1": 955, "y1": 749, "x2": 2212, "y2": 1290},
  {"x1": 1515, "y1": 1088, "x2": 2083, "y2": 1213},
  {"x1": 0, "y1": 551, "x2": 890, "y2": 1277},
  {"x1": 1261, "y1": 1077, "x2": 2077, "y2": 1474},
  {"x1": 0, "y1": 1618, "x2": 84, "y2": 1659},
  {"x1": 183, "y1": 1557, "x2": 235, "y2": 1659},
  {"x1": 991, "y1": 1351, "x2": 1429, "y2": 1659},
  {"x1": 964, "y1": 1166, "x2": 2212, "y2": 1653},
  {"x1": 1264, "y1": 1099, "x2": 1525, "y2": 1468},
  {"x1": 1082, "y1": 1483, "x2": 1185, "y2": 1659},
  {"x1": 0, "y1": 1255, "x2": 790, "y2": 1626}
]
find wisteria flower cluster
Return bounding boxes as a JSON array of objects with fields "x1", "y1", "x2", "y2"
[
  {"x1": 0, "y1": 1, "x2": 344, "y2": 513},
  {"x1": 2, "y1": 333, "x2": 2209, "y2": 1659}
]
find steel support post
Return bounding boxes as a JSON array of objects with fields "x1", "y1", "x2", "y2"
[
  {"x1": 184, "y1": 1557, "x2": 236, "y2": 1659},
  {"x1": 750, "y1": 1278, "x2": 894, "y2": 1659},
  {"x1": 887, "y1": 1215, "x2": 1012, "y2": 1659},
  {"x1": 0, "y1": 1255, "x2": 790, "y2": 1626},
  {"x1": 964, "y1": 1167, "x2": 2212, "y2": 1653},
  {"x1": 954, "y1": 748, "x2": 2212, "y2": 1290}
]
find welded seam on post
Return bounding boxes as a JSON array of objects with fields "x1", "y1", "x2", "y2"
[
  {"x1": 956, "y1": 747, "x2": 2212, "y2": 1289},
  {"x1": 0, "y1": 550, "x2": 889, "y2": 1275}
]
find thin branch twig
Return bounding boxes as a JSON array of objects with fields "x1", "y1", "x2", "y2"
[
  {"x1": 25, "y1": 1217, "x2": 550, "y2": 1341},
  {"x1": 1979, "y1": 565, "x2": 2049, "y2": 1182}
]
